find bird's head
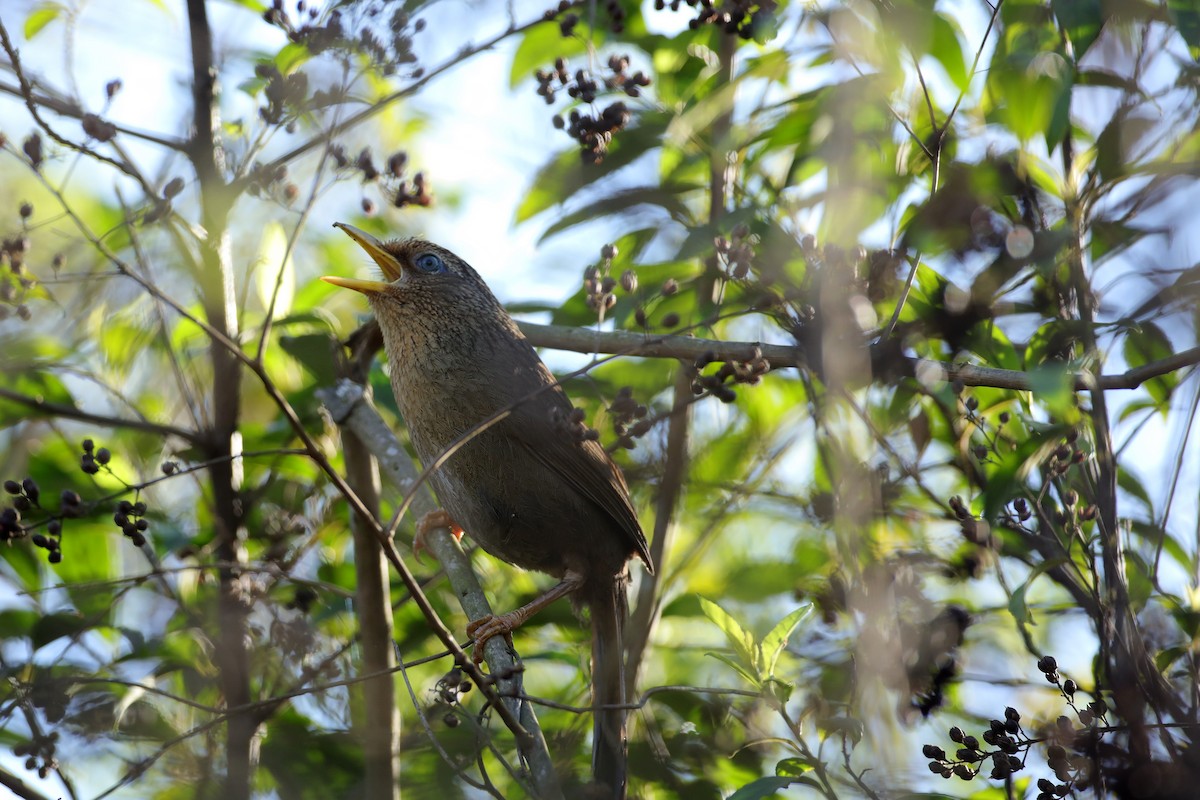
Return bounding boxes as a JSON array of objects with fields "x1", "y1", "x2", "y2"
[{"x1": 323, "y1": 223, "x2": 498, "y2": 321}]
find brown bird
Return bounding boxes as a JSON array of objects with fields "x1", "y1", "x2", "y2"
[{"x1": 324, "y1": 223, "x2": 652, "y2": 798}]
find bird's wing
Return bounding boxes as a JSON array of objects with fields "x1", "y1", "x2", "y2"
[{"x1": 506, "y1": 396, "x2": 653, "y2": 575}]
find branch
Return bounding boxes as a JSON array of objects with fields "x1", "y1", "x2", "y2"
[
  {"x1": 243, "y1": 12, "x2": 550, "y2": 190},
  {"x1": 0, "y1": 22, "x2": 156, "y2": 194},
  {"x1": 514, "y1": 322, "x2": 1200, "y2": 392},
  {"x1": 0, "y1": 767, "x2": 52, "y2": 800},
  {"x1": 0, "y1": 79, "x2": 185, "y2": 150},
  {"x1": 0, "y1": 386, "x2": 201, "y2": 442}
]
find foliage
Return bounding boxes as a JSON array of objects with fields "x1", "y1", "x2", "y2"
[{"x1": 1, "y1": 0, "x2": 1199, "y2": 798}]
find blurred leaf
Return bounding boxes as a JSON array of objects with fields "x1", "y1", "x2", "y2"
[
  {"x1": 728, "y1": 775, "x2": 817, "y2": 799},
  {"x1": 539, "y1": 183, "x2": 696, "y2": 241},
  {"x1": 1169, "y1": 0, "x2": 1200, "y2": 55},
  {"x1": 32, "y1": 611, "x2": 89, "y2": 649},
  {"x1": 1051, "y1": 0, "x2": 1103, "y2": 58},
  {"x1": 1122, "y1": 321, "x2": 1177, "y2": 410},
  {"x1": 516, "y1": 113, "x2": 670, "y2": 222},
  {"x1": 0, "y1": 609, "x2": 37, "y2": 639},
  {"x1": 1008, "y1": 558, "x2": 1068, "y2": 628},
  {"x1": 509, "y1": 20, "x2": 589, "y2": 89},
  {"x1": 929, "y1": 13, "x2": 969, "y2": 90},
  {"x1": 254, "y1": 222, "x2": 295, "y2": 319},
  {"x1": 24, "y1": 2, "x2": 63, "y2": 39}
]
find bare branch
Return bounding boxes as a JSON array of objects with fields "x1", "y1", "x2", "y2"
[
  {"x1": 514, "y1": 322, "x2": 1200, "y2": 392},
  {"x1": 0, "y1": 386, "x2": 201, "y2": 442}
]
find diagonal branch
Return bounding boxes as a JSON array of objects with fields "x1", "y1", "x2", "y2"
[{"x1": 0, "y1": 386, "x2": 201, "y2": 442}]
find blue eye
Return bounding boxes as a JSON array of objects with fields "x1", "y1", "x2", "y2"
[{"x1": 414, "y1": 252, "x2": 445, "y2": 273}]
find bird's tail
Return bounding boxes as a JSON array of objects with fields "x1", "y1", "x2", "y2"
[{"x1": 590, "y1": 574, "x2": 629, "y2": 799}]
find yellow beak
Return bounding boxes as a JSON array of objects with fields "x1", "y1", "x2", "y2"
[
  {"x1": 332, "y1": 222, "x2": 403, "y2": 281},
  {"x1": 321, "y1": 275, "x2": 391, "y2": 294}
]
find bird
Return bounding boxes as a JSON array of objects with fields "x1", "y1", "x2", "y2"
[{"x1": 323, "y1": 223, "x2": 652, "y2": 798}]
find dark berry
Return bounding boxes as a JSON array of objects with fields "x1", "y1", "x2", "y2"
[{"x1": 3, "y1": 480, "x2": 19, "y2": 495}]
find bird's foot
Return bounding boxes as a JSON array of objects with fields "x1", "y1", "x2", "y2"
[
  {"x1": 466, "y1": 613, "x2": 520, "y2": 665},
  {"x1": 413, "y1": 509, "x2": 463, "y2": 563},
  {"x1": 465, "y1": 571, "x2": 586, "y2": 665}
]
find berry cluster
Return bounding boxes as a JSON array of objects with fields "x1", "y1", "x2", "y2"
[
  {"x1": 542, "y1": 0, "x2": 628, "y2": 34},
  {"x1": 12, "y1": 727, "x2": 59, "y2": 780},
  {"x1": 2, "y1": 478, "x2": 39, "y2": 545},
  {"x1": 538, "y1": 53, "x2": 647, "y2": 164},
  {"x1": 433, "y1": 666, "x2": 473, "y2": 728},
  {"x1": 113, "y1": 499, "x2": 150, "y2": 548},
  {"x1": 1, "y1": 211, "x2": 37, "y2": 322},
  {"x1": 631, "y1": 278, "x2": 682, "y2": 330},
  {"x1": 714, "y1": 223, "x2": 755, "y2": 279},
  {"x1": 691, "y1": 348, "x2": 771, "y2": 403},
  {"x1": 608, "y1": 387, "x2": 652, "y2": 451},
  {"x1": 262, "y1": 1, "x2": 424, "y2": 75},
  {"x1": 255, "y1": 64, "x2": 310, "y2": 126},
  {"x1": 924, "y1": 708, "x2": 1026, "y2": 781},
  {"x1": 654, "y1": 0, "x2": 779, "y2": 39},
  {"x1": 327, "y1": 146, "x2": 432, "y2": 210},
  {"x1": 80, "y1": 438, "x2": 111, "y2": 475},
  {"x1": 924, "y1": 655, "x2": 1112, "y2": 793}
]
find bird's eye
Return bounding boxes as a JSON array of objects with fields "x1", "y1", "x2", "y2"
[{"x1": 414, "y1": 253, "x2": 445, "y2": 273}]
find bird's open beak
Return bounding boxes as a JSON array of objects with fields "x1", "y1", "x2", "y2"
[
  {"x1": 332, "y1": 222, "x2": 403, "y2": 282},
  {"x1": 321, "y1": 275, "x2": 391, "y2": 294}
]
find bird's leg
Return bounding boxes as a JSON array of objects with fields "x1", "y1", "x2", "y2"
[
  {"x1": 413, "y1": 509, "x2": 464, "y2": 563},
  {"x1": 467, "y1": 570, "x2": 586, "y2": 664}
]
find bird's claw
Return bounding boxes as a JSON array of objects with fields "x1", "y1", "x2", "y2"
[
  {"x1": 413, "y1": 509, "x2": 463, "y2": 563},
  {"x1": 467, "y1": 613, "x2": 519, "y2": 665}
]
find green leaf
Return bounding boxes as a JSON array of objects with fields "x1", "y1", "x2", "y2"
[
  {"x1": 699, "y1": 595, "x2": 761, "y2": 683},
  {"x1": 706, "y1": 652, "x2": 762, "y2": 687},
  {"x1": 538, "y1": 184, "x2": 697, "y2": 241},
  {"x1": 1051, "y1": 0, "x2": 1103, "y2": 59},
  {"x1": 1028, "y1": 363, "x2": 1077, "y2": 421},
  {"x1": 32, "y1": 611, "x2": 89, "y2": 649},
  {"x1": 24, "y1": 2, "x2": 63, "y2": 40},
  {"x1": 508, "y1": 20, "x2": 589, "y2": 89},
  {"x1": 775, "y1": 757, "x2": 812, "y2": 777},
  {"x1": 1168, "y1": 0, "x2": 1200, "y2": 56},
  {"x1": 275, "y1": 42, "x2": 310, "y2": 74},
  {"x1": 1118, "y1": 469, "x2": 1155, "y2": 515},
  {"x1": 0, "y1": 609, "x2": 38, "y2": 639},
  {"x1": 279, "y1": 333, "x2": 338, "y2": 385},
  {"x1": 254, "y1": 221, "x2": 295, "y2": 319},
  {"x1": 1122, "y1": 321, "x2": 1177, "y2": 409},
  {"x1": 761, "y1": 604, "x2": 811, "y2": 678},
  {"x1": 1008, "y1": 558, "x2": 1069, "y2": 628},
  {"x1": 727, "y1": 775, "x2": 809, "y2": 800},
  {"x1": 930, "y1": 14, "x2": 969, "y2": 91}
]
